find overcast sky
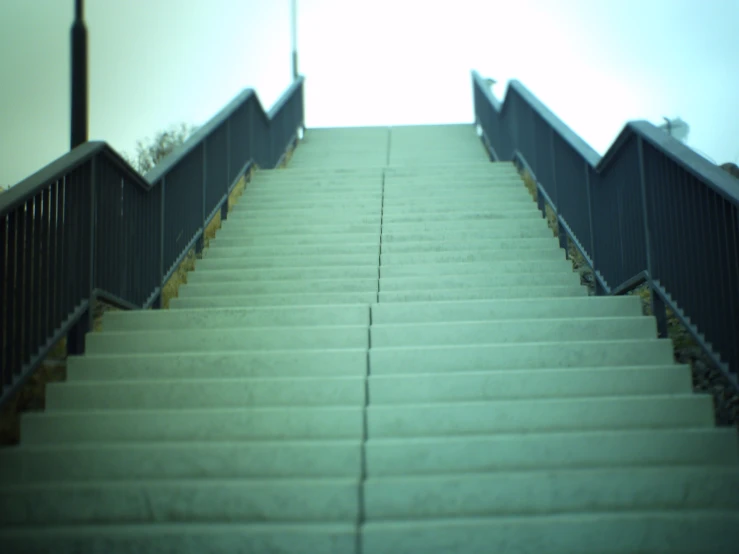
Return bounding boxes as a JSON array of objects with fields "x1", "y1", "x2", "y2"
[{"x1": 1, "y1": 0, "x2": 737, "y2": 186}]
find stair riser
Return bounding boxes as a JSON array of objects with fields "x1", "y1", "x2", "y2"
[
  {"x1": 378, "y1": 272, "x2": 579, "y2": 290},
  {"x1": 378, "y1": 285, "x2": 586, "y2": 302},
  {"x1": 370, "y1": 317, "x2": 656, "y2": 347},
  {"x1": 3, "y1": 470, "x2": 737, "y2": 528},
  {"x1": 170, "y1": 292, "x2": 378, "y2": 307},
  {"x1": 370, "y1": 366, "x2": 693, "y2": 403},
  {"x1": 362, "y1": 514, "x2": 739, "y2": 554},
  {"x1": 184, "y1": 271, "x2": 577, "y2": 291},
  {"x1": 102, "y1": 306, "x2": 370, "y2": 332},
  {"x1": 4, "y1": 430, "x2": 736, "y2": 484},
  {"x1": 211, "y1": 233, "x2": 383, "y2": 247},
  {"x1": 218, "y1": 222, "x2": 381, "y2": 236},
  {"x1": 0, "y1": 481, "x2": 360, "y2": 526},
  {"x1": 66, "y1": 350, "x2": 368, "y2": 380},
  {"x1": 364, "y1": 468, "x2": 739, "y2": 519},
  {"x1": 382, "y1": 249, "x2": 563, "y2": 265},
  {"x1": 190, "y1": 266, "x2": 379, "y2": 282},
  {"x1": 85, "y1": 327, "x2": 369, "y2": 354},
  {"x1": 383, "y1": 211, "x2": 539, "y2": 223},
  {"x1": 367, "y1": 429, "x2": 739, "y2": 476},
  {"x1": 367, "y1": 396, "x2": 715, "y2": 438},
  {"x1": 380, "y1": 237, "x2": 558, "y2": 253},
  {"x1": 371, "y1": 296, "x2": 642, "y2": 323},
  {"x1": 0, "y1": 443, "x2": 363, "y2": 482},
  {"x1": 23, "y1": 407, "x2": 366, "y2": 442},
  {"x1": 370, "y1": 339, "x2": 674, "y2": 373},
  {"x1": 218, "y1": 219, "x2": 546, "y2": 236},
  {"x1": 231, "y1": 200, "x2": 533, "y2": 216},
  {"x1": 2, "y1": 516, "x2": 736, "y2": 554},
  {"x1": 178, "y1": 281, "x2": 378, "y2": 296},
  {"x1": 205, "y1": 244, "x2": 381, "y2": 258}
]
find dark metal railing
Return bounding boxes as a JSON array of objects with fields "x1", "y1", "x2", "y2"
[
  {"x1": 0, "y1": 78, "x2": 305, "y2": 408},
  {"x1": 472, "y1": 71, "x2": 739, "y2": 391}
]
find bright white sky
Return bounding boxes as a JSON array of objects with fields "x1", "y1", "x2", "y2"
[{"x1": 1, "y1": 0, "x2": 738, "y2": 186}]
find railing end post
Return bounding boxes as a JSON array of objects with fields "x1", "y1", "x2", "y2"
[
  {"x1": 650, "y1": 284, "x2": 669, "y2": 338},
  {"x1": 67, "y1": 306, "x2": 91, "y2": 356}
]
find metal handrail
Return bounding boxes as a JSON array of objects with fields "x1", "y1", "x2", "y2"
[
  {"x1": 472, "y1": 71, "x2": 739, "y2": 391},
  {"x1": 0, "y1": 78, "x2": 305, "y2": 408}
]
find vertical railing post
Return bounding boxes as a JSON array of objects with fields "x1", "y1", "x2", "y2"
[
  {"x1": 154, "y1": 178, "x2": 165, "y2": 309},
  {"x1": 70, "y1": 0, "x2": 88, "y2": 150},
  {"x1": 221, "y1": 119, "x2": 230, "y2": 222},
  {"x1": 197, "y1": 142, "x2": 206, "y2": 253},
  {"x1": 550, "y1": 128, "x2": 567, "y2": 252},
  {"x1": 637, "y1": 137, "x2": 668, "y2": 336},
  {"x1": 67, "y1": 159, "x2": 95, "y2": 355},
  {"x1": 585, "y1": 161, "x2": 605, "y2": 296}
]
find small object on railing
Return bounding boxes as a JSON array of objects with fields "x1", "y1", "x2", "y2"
[
  {"x1": 658, "y1": 116, "x2": 690, "y2": 142},
  {"x1": 484, "y1": 77, "x2": 497, "y2": 89}
]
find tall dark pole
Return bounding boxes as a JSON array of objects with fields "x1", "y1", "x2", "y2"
[
  {"x1": 291, "y1": 0, "x2": 298, "y2": 79},
  {"x1": 71, "y1": 0, "x2": 88, "y2": 149}
]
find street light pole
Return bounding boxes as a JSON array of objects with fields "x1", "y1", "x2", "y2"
[
  {"x1": 70, "y1": 0, "x2": 88, "y2": 149},
  {"x1": 291, "y1": 0, "x2": 298, "y2": 79}
]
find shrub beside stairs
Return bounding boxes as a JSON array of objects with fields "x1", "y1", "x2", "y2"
[{"x1": 1, "y1": 124, "x2": 738, "y2": 553}]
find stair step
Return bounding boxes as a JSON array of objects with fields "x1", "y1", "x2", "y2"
[
  {"x1": 380, "y1": 248, "x2": 563, "y2": 265},
  {"x1": 227, "y1": 209, "x2": 381, "y2": 222},
  {"x1": 366, "y1": 428, "x2": 739, "y2": 475},
  {"x1": 0, "y1": 478, "x2": 360, "y2": 526},
  {"x1": 211, "y1": 233, "x2": 381, "y2": 247},
  {"x1": 381, "y1": 200, "x2": 535, "y2": 215},
  {"x1": 233, "y1": 199, "x2": 382, "y2": 211},
  {"x1": 218, "y1": 221, "x2": 380, "y2": 236},
  {"x1": 364, "y1": 466, "x2": 739, "y2": 519},
  {"x1": 224, "y1": 213, "x2": 382, "y2": 226},
  {"x1": 0, "y1": 523, "x2": 357, "y2": 554},
  {"x1": 189, "y1": 265, "x2": 379, "y2": 282},
  {"x1": 170, "y1": 291, "x2": 377, "y2": 308},
  {"x1": 382, "y1": 209, "x2": 538, "y2": 223},
  {"x1": 370, "y1": 297, "x2": 642, "y2": 323},
  {"x1": 205, "y1": 243, "x2": 380, "y2": 258},
  {"x1": 85, "y1": 325, "x2": 369, "y2": 354},
  {"x1": 369, "y1": 339, "x2": 674, "y2": 373},
  {"x1": 178, "y1": 279, "x2": 377, "y2": 297},
  {"x1": 378, "y1": 271, "x2": 578, "y2": 289},
  {"x1": 194, "y1": 252, "x2": 378, "y2": 269},
  {"x1": 380, "y1": 227, "x2": 553, "y2": 241},
  {"x1": 383, "y1": 190, "x2": 532, "y2": 204},
  {"x1": 102, "y1": 305, "x2": 370, "y2": 331},
  {"x1": 369, "y1": 316, "x2": 656, "y2": 346},
  {"x1": 379, "y1": 237, "x2": 558, "y2": 253},
  {"x1": 378, "y1": 284, "x2": 586, "y2": 302},
  {"x1": 22, "y1": 405, "x2": 365, "y2": 442},
  {"x1": 66, "y1": 349, "x2": 367, "y2": 380},
  {"x1": 1, "y1": 440, "x2": 363, "y2": 481},
  {"x1": 381, "y1": 219, "x2": 547, "y2": 233},
  {"x1": 369, "y1": 366, "x2": 693, "y2": 402},
  {"x1": 362, "y1": 512, "x2": 739, "y2": 554},
  {"x1": 367, "y1": 395, "x2": 715, "y2": 437},
  {"x1": 384, "y1": 179, "x2": 523, "y2": 190},
  {"x1": 379, "y1": 260, "x2": 573, "y2": 277}
]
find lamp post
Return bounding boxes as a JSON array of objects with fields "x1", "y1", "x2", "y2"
[
  {"x1": 70, "y1": 0, "x2": 88, "y2": 149},
  {"x1": 291, "y1": 0, "x2": 298, "y2": 79}
]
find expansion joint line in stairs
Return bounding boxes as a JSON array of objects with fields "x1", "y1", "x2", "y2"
[{"x1": 357, "y1": 168, "x2": 384, "y2": 553}]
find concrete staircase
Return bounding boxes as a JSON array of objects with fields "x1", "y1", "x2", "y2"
[{"x1": 1, "y1": 124, "x2": 738, "y2": 553}]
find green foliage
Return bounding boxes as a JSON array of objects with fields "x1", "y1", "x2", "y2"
[{"x1": 123, "y1": 122, "x2": 199, "y2": 174}]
